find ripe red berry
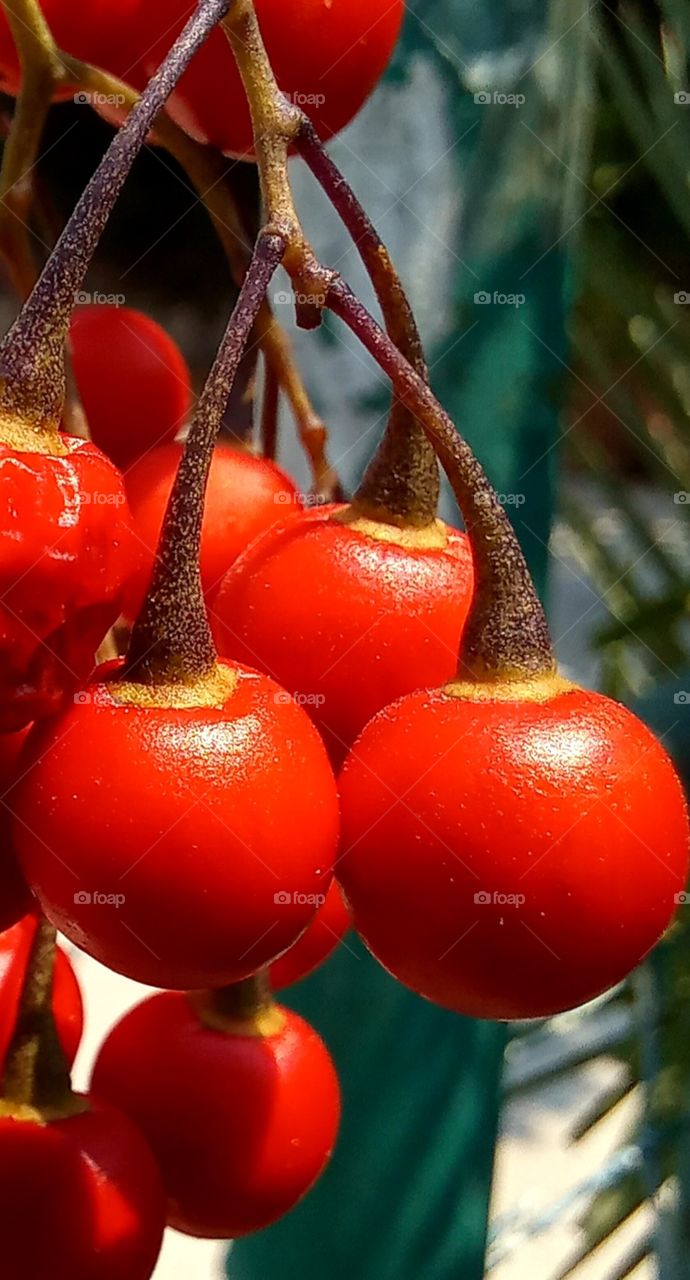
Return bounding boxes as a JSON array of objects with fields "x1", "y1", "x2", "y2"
[
  {"x1": 91, "y1": 990, "x2": 341, "y2": 1238},
  {"x1": 10, "y1": 660, "x2": 339, "y2": 989},
  {"x1": 123, "y1": 441, "x2": 301, "y2": 617},
  {"x1": 0, "y1": 437, "x2": 139, "y2": 731},
  {"x1": 0, "y1": 1, "x2": 147, "y2": 98},
  {"x1": 337, "y1": 680, "x2": 690, "y2": 1020},
  {"x1": 270, "y1": 880, "x2": 350, "y2": 990},
  {"x1": 0, "y1": 1097, "x2": 165, "y2": 1280},
  {"x1": 212, "y1": 504, "x2": 474, "y2": 766},
  {"x1": 69, "y1": 306, "x2": 193, "y2": 472},
  {"x1": 138, "y1": 0, "x2": 404, "y2": 158},
  {"x1": 0, "y1": 916, "x2": 83, "y2": 1072}
]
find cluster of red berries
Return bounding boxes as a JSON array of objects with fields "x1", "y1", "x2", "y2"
[{"x1": 0, "y1": 1, "x2": 687, "y2": 1278}]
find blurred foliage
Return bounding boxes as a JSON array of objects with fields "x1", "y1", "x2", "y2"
[{"x1": 506, "y1": 3, "x2": 690, "y2": 1278}]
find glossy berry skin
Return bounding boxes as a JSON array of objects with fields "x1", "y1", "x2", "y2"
[
  {"x1": 338, "y1": 685, "x2": 690, "y2": 1021},
  {"x1": 91, "y1": 992, "x2": 341, "y2": 1238},
  {"x1": 11, "y1": 660, "x2": 339, "y2": 990},
  {"x1": 0, "y1": 1, "x2": 147, "y2": 98},
  {"x1": 0, "y1": 915, "x2": 84, "y2": 1071},
  {"x1": 123, "y1": 442, "x2": 300, "y2": 618},
  {"x1": 0, "y1": 1097, "x2": 165, "y2": 1280},
  {"x1": 212, "y1": 506, "x2": 474, "y2": 767},
  {"x1": 139, "y1": 0, "x2": 404, "y2": 158},
  {"x1": 69, "y1": 306, "x2": 192, "y2": 472},
  {"x1": 0, "y1": 729, "x2": 32, "y2": 931},
  {"x1": 270, "y1": 880, "x2": 350, "y2": 990},
  {"x1": 0, "y1": 437, "x2": 138, "y2": 732}
]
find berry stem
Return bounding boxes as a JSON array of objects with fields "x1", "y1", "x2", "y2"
[
  {"x1": 1, "y1": 918, "x2": 75, "y2": 1116},
  {"x1": 326, "y1": 279, "x2": 556, "y2": 681},
  {"x1": 125, "y1": 229, "x2": 286, "y2": 686},
  {"x1": 0, "y1": 0, "x2": 64, "y2": 299},
  {"x1": 296, "y1": 122, "x2": 439, "y2": 526},
  {"x1": 0, "y1": 0, "x2": 230, "y2": 440},
  {"x1": 57, "y1": 56, "x2": 338, "y2": 490}
]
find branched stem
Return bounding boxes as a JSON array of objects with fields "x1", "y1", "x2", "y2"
[
  {"x1": 0, "y1": 0, "x2": 230, "y2": 439},
  {"x1": 125, "y1": 230, "x2": 286, "y2": 685},
  {"x1": 296, "y1": 121, "x2": 439, "y2": 525}
]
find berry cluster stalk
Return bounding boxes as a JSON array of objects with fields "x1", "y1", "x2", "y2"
[
  {"x1": 219, "y1": 0, "x2": 556, "y2": 682},
  {"x1": 0, "y1": 0, "x2": 230, "y2": 437}
]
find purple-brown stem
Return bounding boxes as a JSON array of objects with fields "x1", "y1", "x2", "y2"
[
  {"x1": 297, "y1": 120, "x2": 439, "y2": 527},
  {"x1": 0, "y1": 0, "x2": 230, "y2": 433},
  {"x1": 327, "y1": 278, "x2": 555, "y2": 682},
  {"x1": 125, "y1": 230, "x2": 286, "y2": 686}
]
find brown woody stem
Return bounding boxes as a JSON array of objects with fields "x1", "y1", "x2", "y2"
[
  {"x1": 296, "y1": 121, "x2": 439, "y2": 526},
  {"x1": 326, "y1": 280, "x2": 555, "y2": 681},
  {"x1": 1, "y1": 918, "x2": 74, "y2": 1114},
  {"x1": 125, "y1": 230, "x2": 286, "y2": 685},
  {"x1": 0, "y1": 0, "x2": 230, "y2": 439}
]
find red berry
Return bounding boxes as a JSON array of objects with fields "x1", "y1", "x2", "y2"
[
  {"x1": 0, "y1": 437, "x2": 139, "y2": 731},
  {"x1": 138, "y1": 0, "x2": 404, "y2": 157},
  {"x1": 0, "y1": 1, "x2": 147, "y2": 97},
  {"x1": 270, "y1": 880, "x2": 350, "y2": 989},
  {"x1": 10, "y1": 660, "x2": 339, "y2": 989},
  {"x1": 91, "y1": 991, "x2": 341, "y2": 1238},
  {"x1": 338, "y1": 681, "x2": 690, "y2": 1020},
  {"x1": 123, "y1": 441, "x2": 301, "y2": 617},
  {"x1": 69, "y1": 306, "x2": 192, "y2": 472},
  {"x1": 0, "y1": 916, "x2": 83, "y2": 1072},
  {"x1": 212, "y1": 505, "x2": 474, "y2": 766},
  {"x1": 0, "y1": 1097, "x2": 165, "y2": 1280}
]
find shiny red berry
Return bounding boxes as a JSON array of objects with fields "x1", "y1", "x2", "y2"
[
  {"x1": 69, "y1": 306, "x2": 192, "y2": 472},
  {"x1": 338, "y1": 681, "x2": 690, "y2": 1020},
  {"x1": 91, "y1": 991, "x2": 341, "y2": 1238},
  {"x1": 10, "y1": 661, "x2": 339, "y2": 989},
  {"x1": 212, "y1": 505, "x2": 474, "y2": 766},
  {"x1": 0, "y1": 1097, "x2": 165, "y2": 1280}
]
